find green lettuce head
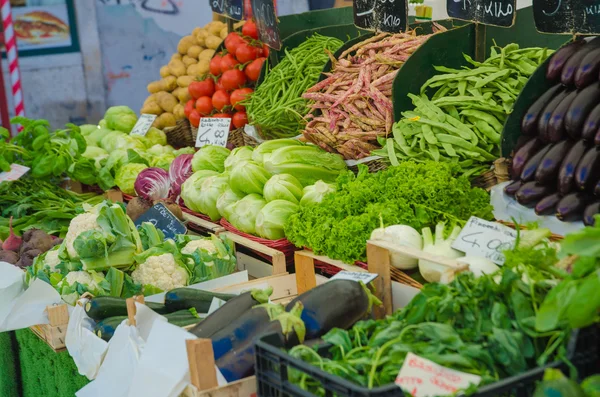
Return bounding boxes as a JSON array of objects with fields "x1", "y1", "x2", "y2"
[
  {"x1": 82, "y1": 146, "x2": 109, "y2": 170},
  {"x1": 196, "y1": 174, "x2": 230, "y2": 221},
  {"x1": 147, "y1": 144, "x2": 174, "y2": 157},
  {"x1": 151, "y1": 153, "x2": 176, "y2": 171},
  {"x1": 79, "y1": 124, "x2": 99, "y2": 136},
  {"x1": 144, "y1": 127, "x2": 167, "y2": 147},
  {"x1": 299, "y1": 180, "x2": 335, "y2": 206},
  {"x1": 180, "y1": 170, "x2": 219, "y2": 212},
  {"x1": 104, "y1": 106, "x2": 138, "y2": 133},
  {"x1": 224, "y1": 146, "x2": 254, "y2": 172},
  {"x1": 252, "y1": 139, "x2": 304, "y2": 165},
  {"x1": 173, "y1": 147, "x2": 196, "y2": 157},
  {"x1": 86, "y1": 127, "x2": 113, "y2": 147},
  {"x1": 115, "y1": 163, "x2": 148, "y2": 195},
  {"x1": 263, "y1": 173, "x2": 303, "y2": 204},
  {"x1": 191, "y1": 145, "x2": 230, "y2": 173},
  {"x1": 229, "y1": 161, "x2": 271, "y2": 196},
  {"x1": 255, "y1": 200, "x2": 299, "y2": 240},
  {"x1": 228, "y1": 194, "x2": 266, "y2": 235},
  {"x1": 99, "y1": 119, "x2": 107, "y2": 129},
  {"x1": 216, "y1": 188, "x2": 243, "y2": 219}
]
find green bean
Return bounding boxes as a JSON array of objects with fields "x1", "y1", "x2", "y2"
[
  {"x1": 421, "y1": 124, "x2": 438, "y2": 144},
  {"x1": 460, "y1": 109, "x2": 504, "y2": 133}
]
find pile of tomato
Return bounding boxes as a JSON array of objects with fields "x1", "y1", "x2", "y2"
[{"x1": 184, "y1": 20, "x2": 267, "y2": 130}]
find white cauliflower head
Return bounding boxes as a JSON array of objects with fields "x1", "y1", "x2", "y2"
[
  {"x1": 44, "y1": 249, "x2": 61, "y2": 272},
  {"x1": 131, "y1": 253, "x2": 189, "y2": 292},
  {"x1": 181, "y1": 239, "x2": 217, "y2": 255},
  {"x1": 64, "y1": 212, "x2": 102, "y2": 258},
  {"x1": 63, "y1": 271, "x2": 103, "y2": 288}
]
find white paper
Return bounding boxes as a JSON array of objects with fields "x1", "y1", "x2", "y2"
[
  {"x1": 195, "y1": 117, "x2": 231, "y2": 148},
  {"x1": 76, "y1": 323, "x2": 144, "y2": 397},
  {"x1": 451, "y1": 216, "x2": 517, "y2": 265},
  {"x1": 0, "y1": 164, "x2": 30, "y2": 182},
  {"x1": 130, "y1": 114, "x2": 157, "y2": 136},
  {"x1": 206, "y1": 297, "x2": 227, "y2": 316},
  {"x1": 144, "y1": 271, "x2": 249, "y2": 303},
  {"x1": 0, "y1": 262, "x2": 26, "y2": 328},
  {"x1": 491, "y1": 182, "x2": 584, "y2": 236},
  {"x1": 66, "y1": 299, "x2": 109, "y2": 379},
  {"x1": 395, "y1": 353, "x2": 481, "y2": 397},
  {"x1": 330, "y1": 270, "x2": 378, "y2": 284},
  {"x1": 134, "y1": 301, "x2": 168, "y2": 342}
]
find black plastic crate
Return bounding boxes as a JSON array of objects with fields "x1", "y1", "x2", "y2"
[{"x1": 255, "y1": 325, "x2": 598, "y2": 397}]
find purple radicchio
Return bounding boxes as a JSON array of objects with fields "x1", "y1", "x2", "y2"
[
  {"x1": 134, "y1": 167, "x2": 170, "y2": 201},
  {"x1": 168, "y1": 154, "x2": 194, "y2": 202}
]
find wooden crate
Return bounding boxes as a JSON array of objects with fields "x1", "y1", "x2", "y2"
[
  {"x1": 29, "y1": 304, "x2": 70, "y2": 352},
  {"x1": 183, "y1": 212, "x2": 226, "y2": 235},
  {"x1": 218, "y1": 232, "x2": 288, "y2": 279}
]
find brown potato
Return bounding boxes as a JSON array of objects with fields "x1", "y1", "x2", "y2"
[
  {"x1": 220, "y1": 26, "x2": 228, "y2": 40},
  {"x1": 187, "y1": 45, "x2": 202, "y2": 59},
  {"x1": 171, "y1": 53, "x2": 182, "y2": 61},
  {"x1": 156, "y1": 112, "x2": 176, "y2": 128},
  {"x1": 168, "y1": 59, "x2": 186, "y2": 77},
  {"x1": 186, "y1": 64, "x2": 200, "y2": 77},
  {"x1": 198, "y1": 49, "x2": 215, "y2": 60},
  {"x1": 182, "y1": 55, "x2": 197, "y2": 67},
  {"x1": 207, "y1": 21, "x2": 225, "y2": 35},
  {"x1": 141, "y1": 101, "x2": 163, "y2": 115},
  {"x1": 176, "y1": 87, "x2": 192, "y2": 103},
  {"x1": 197, "y1": 59, "x2": 210, "y2": 75},
  {"x1": 161, "y1": 76, "x2": 178, "y2": 91},
  {"x1": 173, "y1": 104, "x2": 185, "y2": 120},
  {"x1": 177, "y1": 75, "x2": 194, "y2": 88},
  {"x1": 144, "y1": 94, "x2": 157, "y2": 106},
  {"x1": 157, "y1": 93, "x2": 178, "y2": 113},
  {"x1": 177, "y1": 35, "x2": 195, "y2": 55},
  {"x1": 147, "y1": 80, "x2": 164, "y2": 94},
  {"x1": 205, "y1": 35, "x2": 222, "y2": 50},
  {"x1": 159, "y1": 65, "x2": 171, "y2": 78}
]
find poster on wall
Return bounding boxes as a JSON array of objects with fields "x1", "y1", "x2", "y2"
[{"x1": 4, "y1": 0, "x2": 79, "y2": 56}]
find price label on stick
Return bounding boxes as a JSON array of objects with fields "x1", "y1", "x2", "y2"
[
  {"x1": 330, "y1": 271, "x2": 378, "y2": 284},
  {"x1": 130, "y1": 114, "x2": 157, "y2": 137},
  {"x1": 0, "y1": 164, "x2": 30, "y2": 182},
  {"x1": 210, "y1": 0, "x2": 244, "y2": 20},
  {"x1": 533, "y1": 0, "x2": 600, "y2": 34},
  {"x1": 353, "y1": 0, "x2": 408, "y2": 33},
  {"x1": 251, "y1": 0, "x2": 281, "y2": 50},
  {"x1": 451, "y1": 216, "x2": 517, "y2": 265},
  {"x1": 195, "y1": 117, "x2": 231, "y2": 148},
  {"x1": 395, "y1": 353, "x2": 481, "y2": 397},
  {"x1": 134, "y1": 203, "x2": 187, "y2": 240},
  {"x1": 447, "y1": 0, "x2": 515, "y2": 27}
]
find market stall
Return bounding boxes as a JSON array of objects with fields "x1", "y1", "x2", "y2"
[{"x1": 0, "y1": 0, "x2": 599, "y2": 396}]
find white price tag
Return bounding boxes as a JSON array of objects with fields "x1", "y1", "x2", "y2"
[
  {"x1": 451, "y1": 216, "x2": 517, "y2": 265},
  {"x1": 130, "y1": 114, "x2": 157, "y2": 137},
  {"x1": 195, "y1": 117, "x2": 231, "y2": 148},
  {"x1": 395, "y1": 353, "x2": 481, "y2": 397},
  {"x1": 330, "y1": 270, "x2": 377, "y2": 284},
  {"x1": 0, "y1": 164, "x2": 30, "y2": 182}
]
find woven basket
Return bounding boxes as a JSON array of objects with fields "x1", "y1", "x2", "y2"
[
  {"x1": 347, "y1": 158, "x2": 389, "y2": 174},
  {"x1": 471, "y1": 158, "x2": 511, "y2": 191},
  {"x1": 165, "y1": 119, "x2": 195, "y2": 148},
  {"x1": 228, "y1": 128, "x2": 261, "y2": 148}
]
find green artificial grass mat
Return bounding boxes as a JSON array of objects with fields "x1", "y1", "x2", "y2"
[
  {"x1": 0, "y1": 331, "x2": 20, "y2": 397},
  {"x1": 15, "y1": 329, "x2": 89, "y2": 397}
]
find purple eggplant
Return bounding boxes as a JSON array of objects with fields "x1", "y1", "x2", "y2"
[
  {"x1": 504, "y1": 180, "x2": 523, "y2": 196},
  {"x1": 558, "y1": 140, "x2": 589, "y2": 195},
  {"x1": 520, "y1": 144, "x2": 553, "y2": 182},
  {"x1": 583, "y1": 201, "x2": 600, "y2": 225},
  {"x1": 538, "y1": 89, "x2": 569, "y2": 141},
  {"x1": 556, "y1": 192, "x2": 593, "y2": 221},
  {"x1": 594, "y1": 129, "x2": 600, "y2": 146},
  {"x1": 515, "y1": 182, "x2": 554, "y2": 207},
  {"x1": 581, "y1": 103, "x2": 600, "y2": 142},
  {"x1": 565, "y1": 82, "x2": 600, "y2": 139},
  {"x1": 511, "y1": 138, "x2": 544, "y2": 179},
  {"x1": 535, "y1": 193, "x2": 562, "y2": 216},
  {"x1": 521, "y1": 84, "x2": 563, "y2": 135},
  {"x1": 535, "y1": 140, "x2": 574, "y2": 184},
  {"x1": 546, "y1": 90, "x2": 578, "y2": 142},
  {"x1": 561, "y1": 38, "x2": 600, "y2": 86},
  {"x1": 575, "y1": 147, "x2": 600, "y2": 190},
  {"x1": 514, "y1": 135, "x2": 535, "y2": 152},
  {"x1": 575, "y1": 47, "x2": 600, "y2": 88},
  {"x1": 547, "y1": 40, "x2": 586, "y2": 81},
  {"x1": 595, "y1": 178, "x2": 600, "y2": 196}
]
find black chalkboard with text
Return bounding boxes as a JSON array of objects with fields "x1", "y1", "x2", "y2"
[
  {"x1": 134, "y1": 203, "x2": 187, "y2": 240},
  {"x1": 353, "y1": 0, "x2": 408, "y2": 33},
  {"x1": 447, "y1": 0, "x2": 516, "y2": 27},
  {"x1": 533, "y1": 0, "x2": 600, "y2": 34},
  {"x1": 251, "y1": 0, "x2": 281, "y2": 50},
  {"x1": 210, "y1": 0, "x2": 244, "y2": 21}
]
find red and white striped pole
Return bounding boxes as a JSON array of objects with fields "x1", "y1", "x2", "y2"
[{"x1": 1, "y1": 0, "x2": 25, "y2": 134}]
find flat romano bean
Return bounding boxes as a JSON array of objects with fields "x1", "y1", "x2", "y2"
[{"x1": 460, "y1": 109, "x2": 503, "y2": 132}]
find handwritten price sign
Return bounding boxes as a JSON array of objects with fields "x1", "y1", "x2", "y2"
[
  {"x1": 251, "y1": 0, "x2": 281, "y2": 50},
  {"x1": 195, "y1": 117, "x2": 231, "y2": 148},
  {"x1": 533, "y1": 0, "x2": 600, "y2": 34},
  {"x1": 447, "y1": 0, "x2": 515, "y2": 27},
  {"x1": 130, "y1": 114, "x2": 157, "y2": 137},
  {"x1": 0, "y1": 164, "x2": 30, "y2": 183},
  {"x1": 210, "y1": 0, "x2": 244, "y2": 20},
  {"x1": 353, "y1": 0, "x2": 408, "y2": 33},
  {"x1": 396, "y1": 353, "x2": 481, "y2": 397},
  {"x1": 330, "y1": 271, "x2": 378, "y2": 284},
  {"x1": 451, "y1": 216, "x2": 517, "y2": 265}
]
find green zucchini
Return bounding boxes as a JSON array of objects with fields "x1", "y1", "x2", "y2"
[
  {"x1": 164, "y1": 288, "x2": 236, "y2": 313},
  {"x1": 165, "y1": 310, "x2": 203, "y2": 327},
  {"x1": 94, "y1": 316, "x2": 127, "y2": 342},
  {"x1": 85, "y1": 296, "x2": 169, "y2": 322}
]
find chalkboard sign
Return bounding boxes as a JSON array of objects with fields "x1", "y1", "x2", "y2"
[
  {"x1": 353, "y1": 0, "x2": 408, "y2": 33},
  {"x1": 210, "y1": 0, "x2": 244, "y2": 21},
  {"x1": 533, "y1": 0, "x2": 600, "y2": 34},
  {"x1": 134, "y1": 203, "x2": 187, "y2": 240},
  {"x1": 251, "y1": 0, "x2": 281, "y2": 50},
  {"x1": 447, "y1": 0, "x2": 516, "y2": 27}
]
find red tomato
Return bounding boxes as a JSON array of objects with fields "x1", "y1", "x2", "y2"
[
  {"x1": 189, "y1": 110, "x2": 201, "y2": 127},
  {"x1": 242, "y1": 20, "x2": 258, "y2": 40},
  {"x1": 184, "y1": 99, "x2": 195, "y2": 118},
  {"x1": 261, "y1": 44, "x2": 270, "y2": 57},
  {"x1": 244, "y1": 57, "x2": 265, "y2": 81},
  {"x1": 215, "y1": 77, "x2": 225, "y2": 92},
  {"x1": 224, "y1": 32, "x2": 245, "y2": 54},
  {"x1": 210, "y1": 54, "x2": 223, "y2": 76},
  {"x1": 188, "y1": 79, "x2": 215, "y2": 99},
  {"x1": 230, "y1": 88, "x2": 253, "y2": 111},
  {"x1": 220, "y1": 53, "x2": 240, "y2": 73},
  {"x1": 236, "y1": 43, "x2": 260, "y2": 63},
  {"x1": 221, "y1": 69, "x2": 247, "y2": 91},
  {"x1": 195, "y1": 96, "x2": 213, "y2": 116},
  {"x1": 213, "y1": 113, "x2": 232, "y2": 119},
  {"x1": 232, "y1": 111, "x2": 248, "y2": 129},
  {"x1": 212, "y1": 90, "x2": 231, "y2": 111}
]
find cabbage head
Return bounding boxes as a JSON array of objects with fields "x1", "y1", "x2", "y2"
[
  {"x1": 228, "y1": 194, "x2": 266, "y2": 235},
  {"x1": 151, "y1": 153, "x2": 176, "y2": 171},
  {"x1": 180, "y1": 170, "x2": 219, "y2": 211},
  {"x1": 79, "y1": 124, "x2": 99, "y2": 136},
  {"x1": 99, "y1": 119, "x2": 107, "y2": 129},
  {"x1": 263, "y1": 174, "x2": 303, "y2": 204},
  {"x1": 192, "y1": 145, "x2": 230, "y2": 173},
  {"x1": 82, "y1": 146, "x2": 109, "y2": 170},
  {"x1": 183, "y1": 174, "x2": 229, "y2": 221},
  {"x1": 105, "y1": 106, "x2": 138, "y2": 133},
  {"x1": 252, "y1": 139, "x2": 304, "y2": 165},
  {"x1": 173, "y1": 147, "x2": 195, "y2": 157},
  {"x1": 224, "y1": 146, "x2": 253, "y2": 172},
  {"x1": 255, "y1": 200, "x2": 298, "y2": 240},
  {"x1": 229, "y1": 161, "x2": 271, "y2": 196},
  {"x1": 216, "y1": 188, "x2": 243, "y2": 219},
  {"x1": 144, "y1": 127, "x2": 167, "y2": 147},
  {"x1": 115, "y1": 163, "x2": 148, "y2": 195},
  {"x1": 86, "y1": 127, "x2": 113, "y2": 147},
  {"x1": 299, "y1": 180, "x2": 335, "y2": 206}
]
